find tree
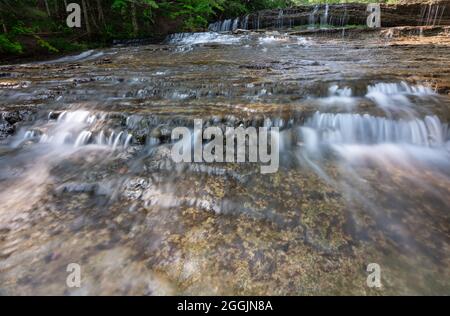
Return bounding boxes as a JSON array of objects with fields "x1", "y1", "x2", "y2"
[
  {"x1": 96, "y1": 0, "x2": 106, "y2": 27},
  {"x1": 81, "y1": 0, "x2": 91, "y2": 36},
  {"x1": 112, "y1": 0, "x2": 159, "y2": 36},
  {"x1": 43, "y1": 0, "x2": 51, "y2": 16},
  {"x1": 131, "y1": 1, "x2": 138, "y2": 34}
]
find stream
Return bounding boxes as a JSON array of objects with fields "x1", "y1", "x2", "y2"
[{"x1": 0, "y1": 30, "x2": 449, "y2": 295}]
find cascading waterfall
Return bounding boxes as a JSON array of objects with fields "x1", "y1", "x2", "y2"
[
  {"x1": 166, "y1": 32, "x2": 241, "y2": 45},
  {"x1": 96, "y1": 130, "x2": 106, "y2": 145},
  {"x1": 367, "y1": 82, "x2": 436, "y2": 96},
  {"x1": 221, "y1": 19, "x2": 232, "y2": 32},
  {"x1": 208, "y1": 19, "x2": 237, "y2": 32},
  {"x1": 313, "y1": 82, "x2": 436, "y2": 112},
  {"x1": 205, "y1": 3, "x2": 449, "y2": 33},
  {"x1": 57, "y1": 110, "x2": 97, "y2": 125},
  {"x1": 208, "y1": 21, "x2": 220, "y2": 32},
  {"x1": 366, "y1": 82, "x2": 436, "y2": 110},
  {"x1": 308, "y1": 5, "x2": 319, "y2": 29},
  {"x1": 301, "y1": 112, "x2": 448, "y2": 148},
  {"x1": 232, "y1": 17, "x2": 240, "y2": 31},
  {"x1": 74, "y1": 130, "x2": 92, "y2": 147},
  {"x1": 276, "y1": 9, "x2": 284, "y2": 29},
  {"x1": 112, "y1": 131, "x2": 124, "y2": 150},
  {"x1": 242, "y1": 15, "x2": 249, "y2": 30},
  {"x1": 421, "y1": 4, "x2": 446, "y2": 26},
  {"x1": 2, "y1": 15, "x2": 450, "y2": 295},
  {"x1": 320, "y1": 4, "x2": 329, "y2": 28},
  {"x1": 20, "y1": 110, "x2": 133, "y2": 150}
]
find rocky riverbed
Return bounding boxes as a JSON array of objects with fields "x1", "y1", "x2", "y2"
[{"x1": 0, "y1": 27, "x2": 449, "y2": 295}]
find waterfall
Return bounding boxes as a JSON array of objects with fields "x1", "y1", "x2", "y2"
[
  {"x1": 438, "y1": 5, "x2": 446, "y2": 26},
  {"x1": 108, "y1": 131, "x2": 115, "y2": 146},
  {"x1": 206, "y1": 3, "x2": 447, "y2": 33},
  {"x1": 367, "y1": 82, "x2": 435, "y2": 96},
  {"x1": 302, "y1": 112, "x2": 447, "y2": 148},
  {"x1": 221, "y1": 19, "x2": 232, "y2": 32},
  {"x1": 112, "y1": 131, "x2": 124, "y2": 150},
  {"x1": 57, "y1": 110, "x2": 96, "y2": 124},
  {"x1": 124, "y1": 133, "x2": 133, "y2": 148},
  {"x1": 96, "y1": 130, "x2": 106, "y2": 145},
  {"x1": 23, "y1": 130, "x2": 36, "y2": 140},
  {"x1": 276, "y1": 9, "x2": 284, "y2": 29},
  {"x1": 166, "y1": 32, "x2": 241, "y2": 45},
  {"x1": 366, "y1": 82, "x2": 436, "y2": 110},
  {"x1": 208, "y1": 21, "x2": 219, "y2": 32},
  {"x1": 308, "y1": 5, "x2": 319, "y2": 29},
  {"x1": 242, "y1": 15, "x2": 249, "y2": 30},
  {"x1": 74, "y1": 131, "x2": 92, "y2": 147},
  {"x1": 30, "y1": 110, "x2": 134, "y2": 150},
  {"x1": 320, "y1": 4, "x2": 329, "y2": 28},
  {"x1": 329, "y1": 85, "x2": 352, "y2": 97},
  {"x1": 208, "y1": 19, "x2": 232, "y2": 32},
  {"x1": 232, "y1": 17, "x2": 239, "y2": 31},
  {"x1": 422, "y1": 4, "x2": 445, "y2": 26}
]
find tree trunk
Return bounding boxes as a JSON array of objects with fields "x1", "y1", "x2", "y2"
[
  {"x1": 0, "y1": 14, "x2": 6, "y2": 33},
  {"x1": 131, "y1": 2, "x2": 139, "y2": 35},
  {"x1": 85, "y1": 0, "x2": 99, "y2": 31},
  {"x1": 43, "y1": 0, "x2": 51, "y2": 16},
  {"x1": 54, "y1": 0, "x2": 59, "y2": 18},
  {"x1": 81, "y1": 0, "x2": 91, "y2": 36},
  {"x1": 96, "y1": 0, "x2": 106, "y2": 27}
]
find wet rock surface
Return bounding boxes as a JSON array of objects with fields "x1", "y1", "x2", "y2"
[{"x1": 0, "y1": 29, "x2": 449, "y2": 295}]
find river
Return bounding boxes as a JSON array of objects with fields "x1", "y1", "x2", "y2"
[{"x1": 0, "y1": 29, "x2": 449, "y2": 295}]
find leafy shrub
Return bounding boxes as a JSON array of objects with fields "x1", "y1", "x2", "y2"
[
  {"x1": 34, "y1": 35, "x2": 59, "y2": 53},
  {"x1": 47, "y1": 38, "x2": 87, "y2": 53},
  {"x1": 0, "y1": 35, "x2": 23, "y2": 54}
]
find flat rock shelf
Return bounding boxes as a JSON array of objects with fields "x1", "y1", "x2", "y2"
[{"x1": 0, "y1": 21, "x2": 450, "y2": 295}]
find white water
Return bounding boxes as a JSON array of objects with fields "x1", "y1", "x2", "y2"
[
  {"x1": 17, "y1": 110, "x2": 132, "y2": 150},
  {"x1": 317, "y1": 85, "x2": 356, "y2": 110},
  {"x1": 208, "y1": 17, "x2": 244, "y2": 32},
  {"x1": 309, "y1": 5, "x2": 319, "y2": 29},
  {"x1": 302, "y1": 111, "x2": 448, "y2": 148},
  {"x1": 42, "y1": 50, "x2": 105, "y2": 64},
  {"x1": 366, "y1": 82, "x2": 436, "y2": 110},
  {"x1": 320, "y1": 4, "x2": 329, "y2": 28},
  {"x1": 167, "y1": 32, "x2": 242, "y2": 45}
]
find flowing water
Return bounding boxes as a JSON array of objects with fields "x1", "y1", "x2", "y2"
[{"x1": 0, "y1": 30, "x2": 449, "y2": 295}]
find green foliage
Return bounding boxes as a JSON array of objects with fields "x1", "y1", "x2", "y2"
[
  {"x1": 217, "y1": 1, "x2": 247, "y2": 18},
  {"x1": 164, "y1": 0, "x2": 224, "y2": 29},
  {"x1": 34, "y1": 35, "x2": 59, "y2": 53},
  {"x1": 156, "y1": 0, "x2": 292, "y2": 29},
  {"x1": 0, "y1": 34, "x2": 23, "y2": 54},
  {"x1": 47, "y1": 38, "x2": 87, "y2": 52},
  {"x1": 112, "y1": 0, "x2": 159, "y2": 20},
  {"x1": 0, "y1": 0, "x2": 395, "y2": 58},
  {"x1": 11, "y1": 24, "x2": 34, "y2": 35},
  {"x1": 291, "y1": 0, "x2": 385, "y2": 3}
]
